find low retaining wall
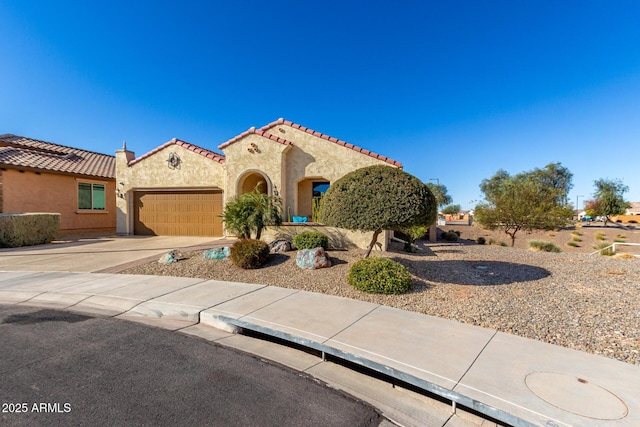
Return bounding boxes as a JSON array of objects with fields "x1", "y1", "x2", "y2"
[{"x1": 262, "y1": 223, "x2": 391, "y2": 251}]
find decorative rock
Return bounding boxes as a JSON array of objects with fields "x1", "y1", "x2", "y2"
[
  {"x1": 295, "y1": 247, "x2": 331, "y2": 270},
  {"x1": 158, "y1": 249, "x2": 186, "y2": 264},
  {"x1": 203, "y1": 247, "x2": 230, "y2": 260},
  {"x1": 268, "y1": 239, "x2": 292, "y2": 254}
]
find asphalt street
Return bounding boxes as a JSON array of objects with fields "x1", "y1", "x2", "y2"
[{"x1": 0, "y1": 305, "x2": 381, "y2": 427}]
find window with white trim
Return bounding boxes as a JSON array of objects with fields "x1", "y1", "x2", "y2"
[{"x1": 78, "y1": 182, "x2": 105, "y2": 210}]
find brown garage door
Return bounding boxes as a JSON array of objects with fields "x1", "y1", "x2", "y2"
[{"x1": 134, "y1": 190, "x2": 223, "y2": 236}]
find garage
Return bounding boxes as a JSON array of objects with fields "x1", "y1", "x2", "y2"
[{"x1": 134, "y1": 190, "x2": 223, "y2": 236}]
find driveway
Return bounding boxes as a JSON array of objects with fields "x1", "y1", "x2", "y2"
[{"x1": 0, "y1": 235, "x2": 233, "y2": 273}]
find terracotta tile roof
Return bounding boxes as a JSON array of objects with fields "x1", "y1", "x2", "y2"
[
  {"x1": 128, "y1": 138, "x2": 225, "y2": 166},
  {"x1": 0, "y1": 134, "x2": 115, "y2": 179},
  {"x1": 259, "y1": 118, "x2": 403, "y2": 168},
  {"x1": 217, "y1": 126, "x2": 293, "y2": 150}
]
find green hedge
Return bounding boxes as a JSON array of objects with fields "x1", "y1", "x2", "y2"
[
  {"x1": 0, "y1": 213, "x2": 60, "y2": 247},
  {"x1": 230, "y1": 239, "x2": 270, "y2": 269},
  {"x1": 292, "y1": 231, "x2": 329, "y2": 251},
  {"x1": 348, "y1": 258, "x2": 413, "y2": 294}
]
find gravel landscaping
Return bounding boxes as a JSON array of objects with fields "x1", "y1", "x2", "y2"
[{"x1": 119, "y1": 238, "x2": 640, "y2": 366}]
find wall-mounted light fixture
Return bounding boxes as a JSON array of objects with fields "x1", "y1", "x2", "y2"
[
  {"x1": 167, "y1": 152, "x2": 181, "y2": 169},
  {"x1": 273, "y1": 185, "x2": 279, "y2": 196}
]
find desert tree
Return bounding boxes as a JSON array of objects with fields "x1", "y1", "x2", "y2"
[
  {"x1": 318, "y1": 165, "x2": 437, "y2": 257},
  {"x1": 425, "y1": 182, "x2": 452, "y2": 208},
  {"x1": 441, "y1": 204, "x2": 461, "y2": 216},
  {"x1": 585, "y1": 178, "x2": 630, "y2": 226},
  {"x1": 474, "y1": 164, "x2": 574, "y2": 247}
]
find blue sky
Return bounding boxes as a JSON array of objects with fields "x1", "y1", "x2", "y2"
[{"x1": 2, "y1": 1, "x2": 639, "y2": 209}]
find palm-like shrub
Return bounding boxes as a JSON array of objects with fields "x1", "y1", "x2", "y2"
[{"x1": 222, "y1": 187, "x2": 282, "y2": 239}]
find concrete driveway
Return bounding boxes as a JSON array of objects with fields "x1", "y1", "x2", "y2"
[{"x1": 0, "y1": 235, "x2": 232, "y2": 273}]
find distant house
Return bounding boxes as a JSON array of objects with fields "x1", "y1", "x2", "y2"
[
  {"x1": 626, "y1": 202, "x2": 640, "y2": 215},
  {"x1": 443, "y1": 209, "x2": 473, "y2": 225},
  {"x1": 0, "y1": 134, "x2": 116, "y2": 233}
]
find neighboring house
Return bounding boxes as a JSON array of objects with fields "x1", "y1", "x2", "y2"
[
  {"x1": 0, "y1": 134, "x2": 116, "y2": 233},
  {"x1": 443, "y1": 210, "x2": 473, "y2": 225},
  {"x1": 626, "y1": 202, "x2": 640, "y2": 215},
  {"x1": 115, "y1": 118, "x2": 402, "y2": 239}
]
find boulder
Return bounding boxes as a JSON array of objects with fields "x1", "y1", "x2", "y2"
[
  {"x1": 268, "y1": 239, "x2": 292, "y2": 254},
  {"x1": 295, "y1": 247, "x2": 331, "y2": 270},
  {"x1": 158, "y1": 249, "x2": 186, "y2": 264},
  {"x1": 203, "y1": 247, "x2": 230, "y2": 260}
]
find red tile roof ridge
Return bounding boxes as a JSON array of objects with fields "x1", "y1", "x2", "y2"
[
  {"x1": 128, "y1": 138, "x2": 225, "y2": 166},
  {"x1": 259, "y1": 118, "x2": 403, "y2": 168},
  {"x1": 217, "y1": 126, "x2": 293, "y2": 150},
  {"x1": 0, "y1": 133, "x2": 115, "y2": 178}
]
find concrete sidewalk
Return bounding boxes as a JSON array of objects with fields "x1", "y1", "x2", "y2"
[
  {"x1": 1, "y1": 271, "x2": 638, "y2": 427},
  {"x1": 0, "y1": 235, "x2": 230, "y2": 273}
]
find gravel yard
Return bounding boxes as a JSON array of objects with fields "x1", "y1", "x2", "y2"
[{"x1": 119, "y1": 241, "x2": 640, "y2": 366}]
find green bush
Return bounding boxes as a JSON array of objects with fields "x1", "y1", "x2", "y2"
[
  {"x1": 595, "y1": 232, "x2": 607, "y2": 241},
  {"x1": 529, "y1": 240, "x2": 561, "y2": 253},
  {"x1": 566, "y1": 241, "x2": 579, "y2": 247},
  {"x1": 476, "y1": 237, "x2": 486, "y2": 245},
  {"x1": 292, "y1": 231, "x2": 329, "y2": 250},
  {"x1": 441, "y1": 230, "x2": 459, "y2": 242},
  {"x1": 593, "y1": 242, "x2": 614, "y2": 256},
  {"x1": 0, "y1": 213, "x2": 60, "y2": 247},
  {"x1": 348, "y1": 258, "x2": 413, "y2": 294},
  {"x1": 230, "y1": 239, "x2": 270, "y2": 269}
]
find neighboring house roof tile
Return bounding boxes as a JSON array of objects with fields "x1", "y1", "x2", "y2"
[
  {"x1": 217, "y1": 127, "x2": 293, "y2": 150},
  {"x1": 0, "y1": 134, "x2": 115, "y2": 179},
  {"x1": 259, "y1": 118, "x2": 403, "y2": 168},
  {"x1": 128, "y1": 138, "x2": 225, "y2": 166}
]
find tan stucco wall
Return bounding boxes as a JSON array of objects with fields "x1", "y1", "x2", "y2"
[
  {"x1": 221, "y1": 133, "x2": 290, "y2": 203},
  {"x1": 262, "y1": 224, "x2": 391, "y2": 251},
  {"x1": 278, "y1": 126, "x2": 397, "y2": 218},
  {"x1": 116, "y1": 144, "x2": 225, "y2": 234},
  {"x1": 1, "y1": 169, "x2": 115, "y2": 231}
]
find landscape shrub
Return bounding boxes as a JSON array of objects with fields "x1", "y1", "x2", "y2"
[
  {"x1": 572, "y1": 236, "x2": 582, "y2": 242},
  {"x1": 230, "y1": 239, "x2": 270, "y2": 269},
  {"x1": 529, "y1": 240, "x2": 561, "y2": 253},
  {"x1": 616, "y1": 234, "x2": 627, "y2": 239},
  {"x1": 476, "y1": 237, "x2": 486, "y2": 245},
  {"x1": 595, "y1": 232, "x2": 607, "y2": 241},
  {"x1": 348, "y1": 258, "x2": 413, "y2": 295},
  {"x1": 292, "y1": 231, "x2": 329, "y2": 250},
  {"x1": 592, "y1": 242, "x2": 613, "y2": 256},
  {"x1": 441, "y1": 230, "x2": 459, "y2": 242},
  {"x1": 0, "y1": 213, "x2": 60, "y2": 247},
  {"x1": 566, "y1": 241, "x2": 579, "y2": 247}
]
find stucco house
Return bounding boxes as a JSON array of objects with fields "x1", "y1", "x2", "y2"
[
  {"x1": 0, "y1": 134, "x2": 116, "y2": 233},
  {"x1": 115, "y1": 118, "x2": 402, "y2": 245}
]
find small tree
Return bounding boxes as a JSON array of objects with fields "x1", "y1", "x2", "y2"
[
  {"x1": 586, "y1": 178, "x2": 630, "y2": 226},
  {"x1": 425, "y1": 182, "x2": 452, "y2": 208},
  {"x1": 318, "y1": 165, "x2": 437, "y2": 257},
  {"x1": 222, "y1": 187, "x2": 282, "y2": 239},
  {"x1": 441, "y1": 204, "x2": 461, "y2": 216},
  {"x1": 474, "y1": 166, "x2": 574, "y2": 246}
]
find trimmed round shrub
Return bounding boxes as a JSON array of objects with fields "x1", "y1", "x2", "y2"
[
  {"x1": 441, "y1": 230, "x2": 459, "y2": 242},
  {"x1": 348, "y1": 258, "x2": 413, "y2": 295},
  {"x1": 476, "y1": 237, "x2": 486, "y2": 245},
  {"x1": 292, "y1": 231, "x2": 329, "y2": 250},
  {"x1": 230, "y1": 239, "x2": 270, "y2": 269}
]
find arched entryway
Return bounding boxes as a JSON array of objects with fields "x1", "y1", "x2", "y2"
[{"x1": 237, "y1": 170, "x2": 271, "y2": 196}]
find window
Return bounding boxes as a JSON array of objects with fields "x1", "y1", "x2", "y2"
[
  {"x1": 78, "y1": 182, "x2": 105, "y2": 210},
  {"x1": 312, "y1": 182, "x2": 330, "y2": 198}
]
